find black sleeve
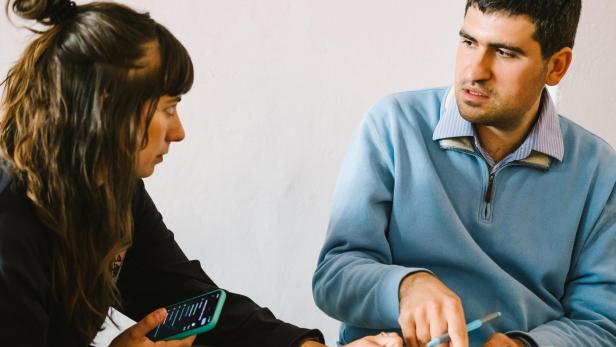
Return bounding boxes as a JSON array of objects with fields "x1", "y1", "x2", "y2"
[
  {"x1": 116, "y1": 180, "x2": 324, "y2": 347},
  {"x1": 0, "y1": 185, "x2": 53, "y2": 347}
]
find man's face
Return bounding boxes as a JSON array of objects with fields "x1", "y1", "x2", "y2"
[
  {"x1": 135, "y1": 95, "x2": 185, "y2": 178},
  {"x1": 455, "y1": 6, "x2": 548, "y2": 130}
]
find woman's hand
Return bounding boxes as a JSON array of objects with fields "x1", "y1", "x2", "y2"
[
  {"x1": 300, "y1": 332, "x2": 403, "y2": 347},
  {"x1": 109, "y1": 308, "x2": 197, "y2": 347},
  {"x1": 344, "y1": 332, "x2": 404, "y2": 347}
]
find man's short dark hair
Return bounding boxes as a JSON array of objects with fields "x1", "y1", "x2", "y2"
[{"x1": 465, "y1": 0, "x2": 582, "y2": 59}]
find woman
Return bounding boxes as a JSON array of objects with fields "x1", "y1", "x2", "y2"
[{"x1": 0, "y1": 0, "x2": 402, "y2": 346}]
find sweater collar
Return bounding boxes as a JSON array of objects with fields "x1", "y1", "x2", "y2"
[{"x1": 433, "y1": 87, "x2": 564, "y2": 169}]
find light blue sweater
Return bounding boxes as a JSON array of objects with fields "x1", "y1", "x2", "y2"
[{"x1": 312, "y1": 87, "x2": 616, "y2": 346}]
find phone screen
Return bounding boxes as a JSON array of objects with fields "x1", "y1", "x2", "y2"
[{"x1": 146, "y1": 289, "x2": 225, "y2": 341}]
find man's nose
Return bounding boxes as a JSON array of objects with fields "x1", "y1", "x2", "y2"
[{"x1": 466, "y1": 49, "x2": 493, "y2": 82}]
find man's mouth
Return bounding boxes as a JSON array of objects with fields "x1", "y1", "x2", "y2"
[
  {"x1": 467, "y1": 89, "x2": 486, "y2": 96},
  {"x1": 464, "y1": 88, "x2": 488, "y2": 97},
  {"x1": 461, "y1": 87, "x2": 490, "y2": 103}
]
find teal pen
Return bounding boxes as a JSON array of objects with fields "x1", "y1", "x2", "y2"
[{"x1": 426, "y1": 312, "x2": 501, "y2": 347}]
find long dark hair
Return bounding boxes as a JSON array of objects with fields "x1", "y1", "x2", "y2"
[{"x1": 1, "y1": 0, "x2": 193, "y2": 342}]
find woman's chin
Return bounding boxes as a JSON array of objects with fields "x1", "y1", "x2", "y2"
[{"x1": 135, "y1": 165, "x2": 156, "y2": 178}]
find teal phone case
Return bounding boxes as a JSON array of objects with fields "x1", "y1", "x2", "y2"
[{"x1": 152, "y1": 289, "x2": 227, "y2": 341}]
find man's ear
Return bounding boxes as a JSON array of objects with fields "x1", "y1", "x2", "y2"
[{"x1": 546, "y1": 47, "x2": 573, "y2": 86}]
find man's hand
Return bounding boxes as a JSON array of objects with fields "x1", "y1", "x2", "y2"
[
  {"x1": 481, "y1": 333, "x2": 525, "y2": 347},
  {"x1": 109, "y1": 308, "x2": 196, "y2": 347},
  {"x1": 300, "y1": 332, "x2": 403, "y2": 347},
  {"x1": 398, "y1": 272, "x2": 468, "y2": 347}
]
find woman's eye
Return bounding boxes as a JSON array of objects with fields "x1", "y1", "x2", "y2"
[{"x1": 164, "y1": 106, "x2": 177, "y2": 115}]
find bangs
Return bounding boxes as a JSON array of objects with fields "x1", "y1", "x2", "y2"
[{"x1": 156, "y1": 24, "x2": 194, "y2": 97}]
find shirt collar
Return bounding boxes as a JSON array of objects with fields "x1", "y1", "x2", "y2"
[{"x1": 433, "y1": 87, "x2": 564, "y2": 163}]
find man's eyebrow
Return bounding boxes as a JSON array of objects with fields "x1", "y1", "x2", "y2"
[
  {"x1": 459, "y1": 30, "x2": 477, "y2": 43},
  {"x1": 459, "y1": 29, "x2": 527, "y2": 56}
]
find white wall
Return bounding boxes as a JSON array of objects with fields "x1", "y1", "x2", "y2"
[{"x1": 1, "y1": 1, "x2": 615, "y2": 346}]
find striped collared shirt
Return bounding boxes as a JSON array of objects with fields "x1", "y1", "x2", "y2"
[{"x1": 432, "y1": 87, "x2": 564, "y2": 171}]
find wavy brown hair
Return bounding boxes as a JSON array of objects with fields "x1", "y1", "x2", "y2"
[{"x1": 1, "y1": 0, "x2": 193, "y2": 343}]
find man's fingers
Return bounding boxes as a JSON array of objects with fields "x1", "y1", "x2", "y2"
[
  {"x1": 443, "y1": 301, "x2": 468, "y2": 347},
  {"x1": 414, "y1": 310, "x2": 432, "y2": 346},
  {"x1": 130, "y1": 308, "x2": 167, "y2": 339},
  {"x1": 422, "y1": 319, "x2": 447, "y2": 344},
  {"x1": 397, "y1": 274, "x2": 467, "y2": 347},
  {"x1": 399, "y1": 315, "x2": 419, "y2": 347},
  {"x1": 428, "y1": 311, "x2": 448, "y2": 346}
]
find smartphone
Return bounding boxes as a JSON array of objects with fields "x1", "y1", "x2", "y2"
[{"x1": 146, "y1": 288, "x2": 226, "y2": 341}]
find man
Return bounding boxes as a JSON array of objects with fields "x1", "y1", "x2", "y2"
[{"x1": 312, "y1": 1, "x2": 616, "y2": 347}]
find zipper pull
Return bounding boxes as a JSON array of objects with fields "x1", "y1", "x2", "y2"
[{"x1": 484, "y1": 173, "x2": 495, "y2": 203}]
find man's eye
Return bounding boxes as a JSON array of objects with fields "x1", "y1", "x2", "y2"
[
  {"x1": 496, "y1": 49, "x2": 514, "y2": 58},
  {"x1": 461, "y1": 39, "x2": 474, "y2": 47}
]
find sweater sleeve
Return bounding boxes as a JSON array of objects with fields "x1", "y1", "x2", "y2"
[
  {"x1": 312, "y1": 100, "x2": 426, "y2": 329},
  {"x1": 523, "y1": 183, "x2": 616, "y2": 346},
  {"x1": 0, "y1": 185, "x2": 52, "y2": 347},
  {"x1": 116, "y1": 180, "x2": 323, "y2": 347}
]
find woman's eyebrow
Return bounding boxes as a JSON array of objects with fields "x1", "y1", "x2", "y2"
[{"x1": 161, "y1": 96, "x2": 182, "y2": 105}]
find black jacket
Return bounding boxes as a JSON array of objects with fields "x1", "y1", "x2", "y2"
[{"x1": 0, "y1": 166, "x2": 323, "y2": 346}]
